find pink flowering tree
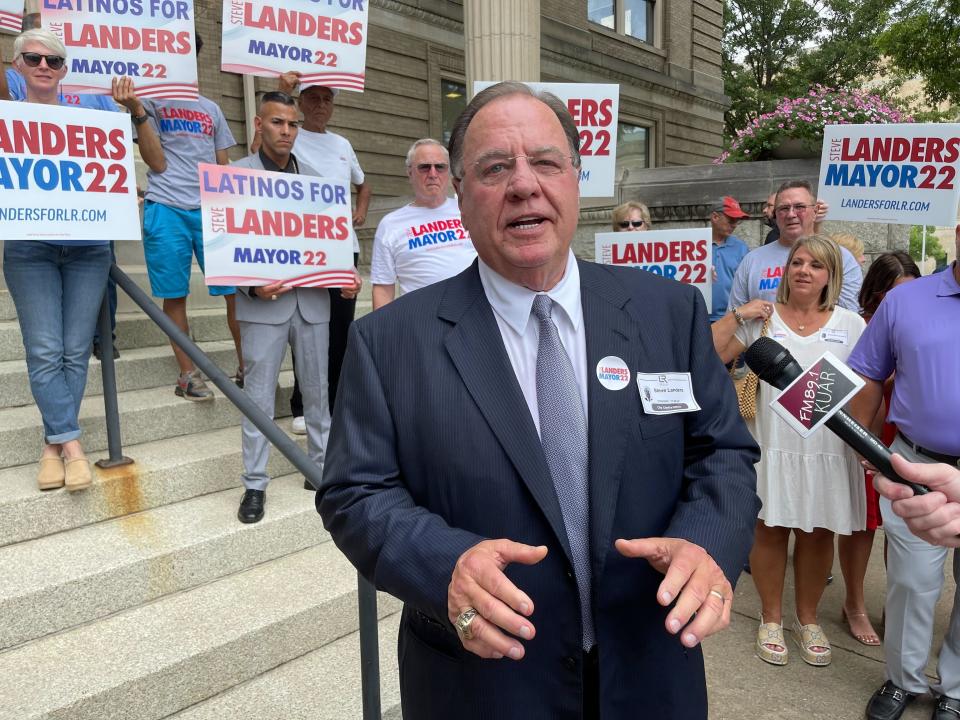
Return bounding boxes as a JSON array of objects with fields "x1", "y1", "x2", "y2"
[{"x1": 715, "y1": 86, "x2": 911, "y2": 163}]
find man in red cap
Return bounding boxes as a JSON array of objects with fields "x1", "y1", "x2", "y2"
[{"x1": 709, "y1": 196, "x2": 750, "y2": 322}]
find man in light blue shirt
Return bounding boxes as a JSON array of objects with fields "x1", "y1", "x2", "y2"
[{"x1": 709, "y1": 196, "x2": 749, "y2": 322}]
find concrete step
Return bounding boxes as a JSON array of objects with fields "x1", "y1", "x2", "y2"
[
  {"x1": 0, "y1": 543, "x2": 401, "y2": 720},
  {"x1": 0, "y1": 339, "x2": 276, "y2": 409},
  {"x1": 0, "y1": 423, "x2": 307, "y2": 548},
  {"x1": 113, "y1": 265, "x2": 232, "y2": 313},
  {"x1": 168, "y1": 612, "x2": 402, "y2": 720},
  {"x1": 0, "y1": 473, "x2": 324, "y2": 650},
  {"x1": 0, "y1": 289, "x2": 14, "y2": 322},
  {"x1": 0, "y1": 370, "x2": 295, "y2": 468},
  {"x1": 0, "y1": 307, "x2": 235, "y2": 362}
]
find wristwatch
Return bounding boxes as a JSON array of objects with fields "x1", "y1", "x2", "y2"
[{"x1": 131, "y1": 112, "x2": 150, "y2": 126}]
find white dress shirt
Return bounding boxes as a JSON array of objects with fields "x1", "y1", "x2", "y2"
[{"x1": 478, "y1": 250, "x2": 589, "y2": 435}]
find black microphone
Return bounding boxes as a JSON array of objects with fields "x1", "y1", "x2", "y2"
[{"x1": 744, "y1": 336, "x2": 928, "y2": 496}]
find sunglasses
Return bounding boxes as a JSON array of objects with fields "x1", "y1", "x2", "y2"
[
  {"x1": 618, "y1": 220, "x2": 645, "y2": 229},
  {"x1": 416, "y1": 163, "x2": 449, "y2": 174},
  {"x1": 19, "y1": 52, "x2": 65, "y2": 70}
]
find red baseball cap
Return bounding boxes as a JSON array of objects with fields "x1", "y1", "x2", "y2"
[{"x1": 713, "y1": 196, "x2": 749, "y2": 219}]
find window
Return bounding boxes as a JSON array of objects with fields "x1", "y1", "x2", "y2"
[
  {"x1": 588, "y1": 0, "x2": 655, "y2": 45},
  {"x1": 617, "y1": 123, "x2": 650, "y2": 168},
  {"x1": 440, "y1": 80, "x2": 466, "y2": 146}
]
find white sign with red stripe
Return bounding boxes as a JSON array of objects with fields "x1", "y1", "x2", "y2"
[
  {"x1": 220, "y1": 0, "x2": 368, "y2": 92},
  {"x1": 42, "y1": 0, "x2": 199, "y2": 100},
  {"x1": 0, "y1": 0, "x2": 21, "y2": 34},
  {"x1": 200, "y1": 163, "x2": 356, "y2": 287}
]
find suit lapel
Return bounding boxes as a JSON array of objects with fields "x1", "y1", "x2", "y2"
[
  {"x1": 440, "y1": 266, "x2": 574, "y2": 564},
  {"x1": 579, "y1": 262, "x2": 641, "y2": 580}
]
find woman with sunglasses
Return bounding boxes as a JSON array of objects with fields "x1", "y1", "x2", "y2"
[
  {"x1": 2, "y1": 29, "x2": 112, "y2": 492},
  {"x1": 611, "y1": 201, "x2": 651, "y2": 232}
]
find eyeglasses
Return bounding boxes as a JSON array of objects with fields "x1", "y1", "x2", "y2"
[
  {"x1": 775, "y1": 203, "x2": 814, "y2": 215},
  {"x1": 416, "y1": 163, "x2": 449, "y2": 174},
  {"x1": 618, "y1": 220, "x2": 645, "y2": 229},
  {"x1": 19, "y1": 52, "x2": 65, "y2": 70},
  {"x1": 471, "y1": 151, "x2": 574, "y2": 186}
]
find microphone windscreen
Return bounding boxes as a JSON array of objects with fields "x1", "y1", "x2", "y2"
[{"x1": 744, "y1": 336, "x2": 797, "y2": 384}]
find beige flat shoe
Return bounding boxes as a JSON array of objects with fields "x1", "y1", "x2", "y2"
[
  {"x1": 37, "y1": 457, "x2": 65, "y2": 490},
  {"x1": 64, "y1": 457, "x2": 92, "y2": 492}
]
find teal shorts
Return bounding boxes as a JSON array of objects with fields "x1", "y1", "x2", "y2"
[{"x1": 142, "y1": 201, "x2": 235, "y2": 298}]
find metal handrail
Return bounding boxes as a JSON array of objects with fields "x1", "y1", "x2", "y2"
[{"x1": 98, "y1": 263, "x2": 381, "y2": 719}]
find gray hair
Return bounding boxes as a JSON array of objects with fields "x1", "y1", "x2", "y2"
[
  {"x1": 14, "y1": 28, "x2": 67, "y2": 60},
  {"x1": 405, "y1": 138, "x2": 449, "y2": 169},
  {"x1": 447, "y1": 81, "x2": 581, "y2": 179}
]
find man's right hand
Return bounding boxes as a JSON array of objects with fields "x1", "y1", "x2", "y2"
[
  {"x1": 447, "y1": 539, "x2": 547, "y2": 660},
  {"x1": 278, "y1": 71, "x2": 301, "y2": 95},
  {"x1": 875, "y1": 453, "x2": 960, "y2": 547}
]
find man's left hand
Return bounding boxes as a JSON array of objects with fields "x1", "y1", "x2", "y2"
[
  {"x1": 615, "y1": 537, "x2": 732, "y2": 648},
  {"x1": 353, "y1": 209, "x2": 366, "y2": 227}
]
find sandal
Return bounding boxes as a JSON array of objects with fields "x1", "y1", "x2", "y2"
[
  {"x1": 842, "y1": 607, "x2": 881, "y2": 646},
  {"x1": 792, "y1": 617, "x2": 831, "y2": 666},
  {"x1": 756, "y1": 615, "x2": 788, "y2": 665},
  {"x1": 232, "y1": 367, "x2": 244, "y2": 389}
]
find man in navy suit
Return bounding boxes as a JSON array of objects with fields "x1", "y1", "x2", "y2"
[{"x1": 318, "y1": 82, "x2": 760, "y2": 720}]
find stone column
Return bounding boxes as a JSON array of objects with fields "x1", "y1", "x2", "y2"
[{"x1": 463, "y1": 0, "x2": 540, "y2": 97}]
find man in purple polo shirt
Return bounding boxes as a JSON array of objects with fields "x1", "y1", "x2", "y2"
[{"x1": 848, "y1": 226, "x2": 960, "y2": 720}]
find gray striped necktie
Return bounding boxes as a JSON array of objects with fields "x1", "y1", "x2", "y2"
[{"x1": 531, "y1": 294, "x2": 594, "y2": 649}]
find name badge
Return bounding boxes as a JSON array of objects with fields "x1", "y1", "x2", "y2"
[
  {"x1": 819, "y1": 328, "x2": 849, "y2": 345},
  {"x1": 771, "y1": 330, "x2": 789, "y2": 341},
  {"x1": 636, "y1": 372, "x2": 701, "y2": 415}
]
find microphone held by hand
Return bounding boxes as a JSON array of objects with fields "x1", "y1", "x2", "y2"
[{"x1": 744, "y1": 337, "x2": 928, "y2": 496}]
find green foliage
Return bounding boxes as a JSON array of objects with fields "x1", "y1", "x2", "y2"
[
  {"x1": 722, "y1": 0, "x2": 893, "y2": 143},
  {"x1": 909, "y1": 225, "x2": 948, "y2": 267},
  {"x1": 880, "y1": 0, "x2": 960, "y2": 107}
]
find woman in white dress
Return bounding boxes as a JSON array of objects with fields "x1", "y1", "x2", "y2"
[{"x1": 712, "y1": 234, "x2": 866, "y2": 668}]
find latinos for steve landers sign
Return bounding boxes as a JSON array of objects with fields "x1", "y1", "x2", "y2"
[
  {"x1": 221, "y1": 0, "x2": 368, "y2": 91},
  {"x1": 817, "y1": 123, "x2": 960, "y2": 226},
  {"x1": 42, "y1": 0, "x2": 199, "y2": 99},
  {"x1": 199, "y1": 163, "x2": 355, "y2": 287}
]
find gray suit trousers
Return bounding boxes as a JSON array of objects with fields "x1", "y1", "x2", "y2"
[
  {"x1": 881, "y1": 434, "x2": 960, "y2": 697},
  {"x1": 239, "y1": 308, "x2": 330, "y2": 490}
]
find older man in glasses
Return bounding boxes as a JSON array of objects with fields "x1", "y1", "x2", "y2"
[
  {"x1": 370, "y1": 138, "x2": 476, "y2": 310},
  {"x1": 727, "y1": 179, "x2": 862, "y2": 312},
  {"x1": 319, "y1": 81, "x2": 760, "y2": 720}
]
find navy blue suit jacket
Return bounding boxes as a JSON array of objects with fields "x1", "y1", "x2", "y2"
[{"x1": 318, "y1": 260, "x2": 760, "y2": 720}]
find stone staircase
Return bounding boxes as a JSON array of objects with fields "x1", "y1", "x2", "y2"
[{"x1": 0, "y1": 241, "x2": 401, "y2": 719}]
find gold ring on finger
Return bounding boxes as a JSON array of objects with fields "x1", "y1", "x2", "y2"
[{"x1": 455, "y1": 607, "x2": 479, "y2": 641}]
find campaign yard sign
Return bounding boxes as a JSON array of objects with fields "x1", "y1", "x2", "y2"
[
  {"x1": 0, "y1": 0, "x2": 22, "y2": 33},
  {"x1": 770, "y1": 350, "x2": 865, "y2": 439},
  {"x1": 818, "y1": 123, "x2": 960, "y2": 226},
  {"x1": 595, "y1": 228, "x2": 712, "y2": 308},
  {"x1": 200, "y1": 163, "x2": 356, "y2": 287},
  {"x1": 221, "y1": 0, "x2": 368, "y2": 92},
  {"x1": 0, "y1": 100, "x2": 140, "y2": 240},
  {"x1": 42, "y1": 0, "x2": 199, "y2": 100},
  {"x1": 473, "y1": 81, "x2": 619, "y2": 198}
]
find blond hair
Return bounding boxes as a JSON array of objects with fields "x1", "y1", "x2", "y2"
[
  {"x1": 831, "y1": 232, "x2": 864, "y2": 261},
  {"x1": 612, "y1": 201, "x2": 651, "y2": 231},
  {"x1": 776, "y1": 234, "x2": 843, "y2": 311}
]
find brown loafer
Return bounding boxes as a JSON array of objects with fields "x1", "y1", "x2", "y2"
[
  {"x1": 64, "y1": 458, "x2": 92, "y2": 492},
  {"x1": 37, "y1": 457, "x2": 65, "y2": 490}
]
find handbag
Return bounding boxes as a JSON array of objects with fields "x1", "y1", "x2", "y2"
[{"x1": 729, "y1": 317, "x2": 770, "y2": 420}]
